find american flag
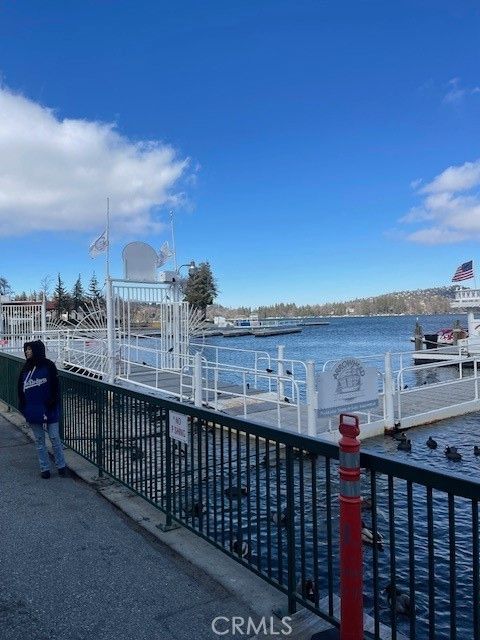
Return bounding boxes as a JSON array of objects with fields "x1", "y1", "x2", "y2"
[{"x1": 452, "y1": 260, "x2": 474, "y2": 282}]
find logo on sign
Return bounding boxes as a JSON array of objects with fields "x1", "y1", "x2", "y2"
[{"x1": 333, "y1": 358, "x2": 365, "y2": 395}]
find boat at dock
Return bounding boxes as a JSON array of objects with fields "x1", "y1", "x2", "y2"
[{"x1": 413, "y1": 285, "x2": 480, "y2": 365}]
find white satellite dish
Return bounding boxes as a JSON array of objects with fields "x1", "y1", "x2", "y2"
[{"x1": 122, "y1": 242, "x2": 158, "y2": 282}]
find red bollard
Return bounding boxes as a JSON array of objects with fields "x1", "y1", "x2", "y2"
[{"x1": 339, "y1": 413, "x2": 363, "y2": 640}]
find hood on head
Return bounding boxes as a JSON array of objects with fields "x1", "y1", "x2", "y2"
[{"x1": 23, "y1": 340, "x2": 46, "y2": 363}]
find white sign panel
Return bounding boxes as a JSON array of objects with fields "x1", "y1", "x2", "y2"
[
  {"x1": 169, "y1": 410, "x2": 189, "y2": 444},
  {"x1": 317, "y1": 358, "x2": 378, "y2": 417},
  {"x1": 122, "y1": 241, "x2": 158, "y2": 282}
]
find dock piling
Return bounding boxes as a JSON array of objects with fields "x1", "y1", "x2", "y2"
[{"x1": 414, "y1": 321, "x2": 423, "y2": 352}]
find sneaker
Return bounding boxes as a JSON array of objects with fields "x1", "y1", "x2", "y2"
[
  {"x1": 58, "y1": 467, "x2": 67, "y2": 477},
  {"x1": 41, "y1": 470, "x2": 51, "y2": 479}
]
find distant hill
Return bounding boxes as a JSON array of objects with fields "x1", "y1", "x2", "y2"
[{"x1": 210, "y1": 286, "x2": 463, "y2": 318}]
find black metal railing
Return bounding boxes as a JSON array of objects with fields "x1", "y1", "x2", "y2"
[{"x1": 1, "y1": 350, "x2": 479, "y2": 640}]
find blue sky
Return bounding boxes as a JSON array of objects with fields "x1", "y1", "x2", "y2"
[{"x1": 1, "y1": 1, "x2": 480, "y2": 306}]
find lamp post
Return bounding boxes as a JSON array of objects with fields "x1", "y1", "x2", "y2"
[
  {"x1": 177, "y1": 260, "x2": 196, "y2": 278},
  {"x1": 171, "y1": 260, "x2": 196, "y2": 303}
]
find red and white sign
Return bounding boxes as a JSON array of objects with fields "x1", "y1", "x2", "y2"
[{"x1": 169, "y1": 410, "x2": 189, "y2": 444}]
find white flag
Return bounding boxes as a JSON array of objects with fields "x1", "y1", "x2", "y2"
[
  {"x1": 156, "y1": 241, "x2": 174, "y2": 267},
  {"x1": 89, "y1": 230, "x2": 108, "y2": 258}
]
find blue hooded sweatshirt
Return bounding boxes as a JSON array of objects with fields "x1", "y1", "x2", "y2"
[{"x1": 17, "y1": 340, "x2": 60, "y2": 425}]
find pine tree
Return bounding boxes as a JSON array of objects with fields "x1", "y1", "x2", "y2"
[
  {"x1": 184, "y1": 262, "x2": 218, "y2": 318},
  {"x1": 88, "y1": 272, "x2": 104, "y2": 303},
  {"x1": 53, "y1": 274, "x2": 70, "y2": 318},
  {"x1": 71, "y1": 274, "x2": 85, "y2": 312},
  {"x1": 0, "y1": 276, "x2": 11, "y2": 296}
]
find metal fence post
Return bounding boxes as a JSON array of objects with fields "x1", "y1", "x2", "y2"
[
  {"x1": 278, "y1": 345, "x2": 285, "y2": 399},
  {"x1": 475, "y1": 359, "x2": 479, "y2": 401},
  {"x1": 96, "y1": 387, "x2": 105, "y2": 477},
  {"x1": 306, "y1": 360, "x2": 316, "y2": 437},
  {"x1": 285, "y1": 444, "x2": 297, "y2": 615},
  {"x1": 194, "y1": 351, "x2": 203, "y2": 407},
  {"x1": 338, "y1": 413, "x2": 363, "y2": 640},
  {"x1": 384, "y1": 352, "x2": 395, "y2": 429},
  {"x1": 159, "y1": 409, "x2": 179, "y2": 532}
]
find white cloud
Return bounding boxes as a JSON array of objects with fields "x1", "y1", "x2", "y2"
[
  {"x1": 442, "y1": 77, "x2": 480, "y2": 105},
  {"x1": 410, "y1": 178, "x2": 423, "y2": 190},
  {"x1": 402, "y1": 159, "x2": 480, "y2": 244},
  {"x1": 0, "y1": 86, "x2": 190, "y2": 237}
]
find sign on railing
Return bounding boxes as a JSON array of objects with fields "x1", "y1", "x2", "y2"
[
  {"x1": 317, "y1": 357, "x2": 378, "y2": 416},
  {"x1": 169, "y1": 410, "x2": 189, "y2": 444}
]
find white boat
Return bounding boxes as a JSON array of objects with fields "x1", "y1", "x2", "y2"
[{"x1": 413, "y1": 286, "x2": 480, "y2": 364}]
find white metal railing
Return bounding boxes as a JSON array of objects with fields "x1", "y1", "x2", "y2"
[
  {"x1": 395, "y1": 356, "x2": 480, "y2": 424},
  {"x1": 115, "y1": 339, "x2": 314, "y2": 433},
  {"x1": 453, "y1": 289, "x2": 480, "y2": 302}
]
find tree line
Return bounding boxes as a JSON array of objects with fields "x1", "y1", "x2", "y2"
[
  {"x1": 1, "y1": 261, "x2": 219, "y2": 320},
  {"x1": 0, "y1": 273, "x2": 104, "y2": 318},
  {"x1": 209, "y1": 286, "x2": 460, "y2": 319}
]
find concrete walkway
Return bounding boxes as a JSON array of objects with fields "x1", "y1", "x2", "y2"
[{"x1": 0, "y1": 415, "x2": 255, "y2": 640}]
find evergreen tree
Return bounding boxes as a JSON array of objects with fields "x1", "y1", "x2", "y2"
[
  {"x1": 0, "y1": 276, "x2": 11, "y2": 296},
  {"x1": 88, "y1": 272, "x2": 104, "y2": 303},
  {"x1": 71, "y1": 274, "x2": 86, "y2": 312},
  {"x1": 53, "y1": 274, "x2": 70, "y2": 318},
  {"x1": 184, "y1": 262, "x2": 218, "y2": 318}
]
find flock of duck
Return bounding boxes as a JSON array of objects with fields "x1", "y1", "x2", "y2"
[{"x1": 393, "y1": 431, "x2": 480, "y2": 461}]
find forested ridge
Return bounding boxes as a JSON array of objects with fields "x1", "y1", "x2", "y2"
[{"x1": 210, "y1": 286, "x2": 461, "y2": 318}]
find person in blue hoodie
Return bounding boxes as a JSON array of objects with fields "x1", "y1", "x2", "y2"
[{"x1": 18, "y1": 340, "x2": 66, "y2": 479}]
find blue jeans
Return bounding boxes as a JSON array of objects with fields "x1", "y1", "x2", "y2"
[{"x1": 30, "y1": 422, "x2": 66, "y2": 473}]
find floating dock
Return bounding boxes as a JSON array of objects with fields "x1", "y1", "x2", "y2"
[{"x1": 252, "y1": 326, "x2": 302, "y2": 337}]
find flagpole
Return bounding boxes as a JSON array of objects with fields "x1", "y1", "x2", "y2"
[
  {"x1": 106, "y1": 197, "x2": 111, "y2": 280},
  {"x1": 105, "y1": 196, "x2": 115, "y2": 383},
  {"x1": 170, "y1": 210, "x2": 178, "y2": 272}
]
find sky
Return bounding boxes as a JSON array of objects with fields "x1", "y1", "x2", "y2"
[{"x1": 1, "y1": 0, "x2": 480, "y2": 307}]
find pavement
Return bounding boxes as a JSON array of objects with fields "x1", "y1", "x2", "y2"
[{"x1": 0, "y1": 414, "x2": 260, "y2": 640}]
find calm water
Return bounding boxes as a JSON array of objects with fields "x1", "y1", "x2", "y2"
[
  {"x1": 199, "y1": 313, "x2": 462, "y2": 367},
  {"x1": 198, "y1": 314, "x2": 479, "y2": 639}
]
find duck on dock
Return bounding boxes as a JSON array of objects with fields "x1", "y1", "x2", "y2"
[
  {"x1": 426, "y1": 436, "x2": 438, "y2": 449},
  {"x1": 397, "y1": 438, "x2": 412, "y2": 452},
  {"x1": 445, "y1": 446, "x2": 462, "y2": 461},
  {"x1": 384, "y1": 584, "x2": 411, "y2": 616},
  {"x1": 361, "y1": 520, "x2": 384, "y2": 548}
]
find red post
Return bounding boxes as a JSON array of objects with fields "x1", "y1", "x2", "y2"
[{"x1": 339, "y1": 413, "x2": 363, "y2": 640}]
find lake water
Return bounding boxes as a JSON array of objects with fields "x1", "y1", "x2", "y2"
[
  {"x1": 200, "y1": 313, "x2": 462, "y2": 367},
  {"x1": 199, "y1": 314, "x2": 479, "y2": 639},
  {"x1": 199, "y1": 313, "x2": 480, "y2": 471}
]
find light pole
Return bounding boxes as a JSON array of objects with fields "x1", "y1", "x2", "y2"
[{"x1": 171, "y1": 260, "x2": 196, "y2": 302}]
